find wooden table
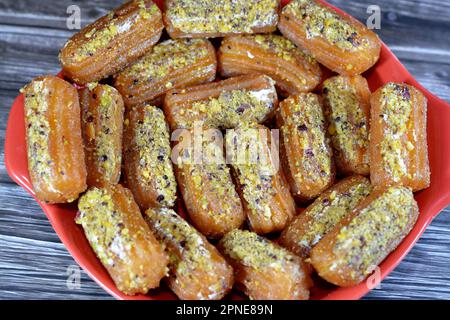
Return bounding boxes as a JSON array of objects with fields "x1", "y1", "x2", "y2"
[{"x1": 0, "y1": 0, "x2": 449, "y2": 300}]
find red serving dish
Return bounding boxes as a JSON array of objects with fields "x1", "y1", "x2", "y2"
[{"x1": 4, "y1": 0, "x2": 450, "y2": 300}]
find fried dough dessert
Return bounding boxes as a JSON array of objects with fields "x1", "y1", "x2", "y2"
[
  {"x1": 114, "y1": 38, "x2": 217, "y2": 107},
  {"x1": 23, "y1": 76, "x2": 86, "y2": 203},
  {"x1": 77, "y1": 184, "x2": 169, "y2": 295},
  {"x1": 370, "y1": 82, "x2": 430, "y2": 191},
  {"x1": 276, "y1": 93, "x2": 335, "y2": 201},
  {"x1": 310, "y1": 186, "x2": 419, "y2": 287},
  {"x1": 226, "y1": 123, "x2": 296, "y2": 234},
  {"x1": 122, "y1": 104, "x2": 177, "y2": 209},
  {"x1": 145, "y1": 207, "x2": 234, "y2": 300},
  {"x1": 219, "y1": 34, "x2": 321, "y2": 95},
  {"x1": 163, "y1": 0, "x2": 280, "y2": 38},
  {"x1": 322, "y1": 75, "x2": 371, "y2": 176},
  {"x1": 280, "y1": 175, "x2": 372, "y2": 258},
  {"x1": 80, "y1": 84, "x2": 124, "y2": 187},
  {"x1": 60, "y1": 0, "x2": 163, "y2": 84},
  {"x1": 163, "y1": 74, "x2": 278, "y2": 130},
  {"x1": 278, "y1": 0, "x2": 381, "y2": 75},
  {"x1": 219, "y1": 229, "x2": 311, "y2": 300}
]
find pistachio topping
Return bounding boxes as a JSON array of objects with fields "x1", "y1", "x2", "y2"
[
  {"x1": 281, "y1": 94, "x2": 332, "y2": 185},
  {"x1": 77, "y1": 188, "x2": 134, "y2": 268},
  {"x1": 333, "y1": 186, "x2": 417, "y2": 277},
  {"x1": 285, "y1": 0, "x2": 365, "y2": 51},
  {"x1": 298, "y1": 178, "x2": 372, "y2": 251},
  {"x1": 24, "y1": 80, "x2": 53, "y2": 186},
  {"x1": 379, "y1": 83, "x2": 412, "y2": 181},
  {"x1": 176, "y1": 131, "x2": 240, "y2": 223},
  {"x1": 145, "y1": 208, "x2": 213, "y2": 276},
  {"x1": 253, "y1": 34, "x2": 314, "y2": 63},
  {"x1": 90, "y1": 86, "x2": 121, "y2": 181},
  {"x1": 227, "y1": 124, "x2": 277, "y2": 219},
  {"x1": 123, "y1": 39, "x2": 210, "y2": 84},
  {"x1": 323, "y1": 77, "x2": 369, "y2": 167},
  {"x1": 134, "y1": 105, "x2": 177, "y2": 207},
  {"x1": 166, "y1": 0, "x2": 279, "y2": 34},
  {"x1": 72, "y1": 0, "x2": 158, "y2": 62},
  {"x1": 177, "y1": 82, "x2": 276, "y2": 129},
  {"x1": 221, "y1": 230, "x2": 295, "y2": 271}
]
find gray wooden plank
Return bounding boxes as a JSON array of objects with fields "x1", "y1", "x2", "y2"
[{"x1": 0, "y1": 0, "x2": 449, "y2": 300}]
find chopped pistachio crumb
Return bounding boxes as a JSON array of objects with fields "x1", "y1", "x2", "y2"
[
  {"x1": 77, "y1": 188, "x2": 133, "y2": 268},
  {"x1": 323, "y1": 76, "x2": 369, "y2": 168},
  {"x1": 253, "y1": 34, "x2": 314, "y2": 63},
  {"x1": 166, "y1": 0, "x2": 279, "y2": 34},
  {"x1": 281, "y1": 93, "x2": 333, "y2": 185},
  {"x1": 227, "y1": 124, "x2": 276, "y2": 219},
  {"x1": 124, "y1": 39, "x2": 210, "y2": 83},
  {"x1": 135, "y1": 105, "x2": 177, "y2": 207},
  {"x1": 177, "y1": 82, "x2": 276, "y2": 129},
  {"x1": 333, "y1": 186, "x2": 417, "y2": 277},
  {"x1": 87, "y1": 82, "x2": 98, "y2": 90},
  {"x1": 24, "y1": 80, "x2": 53, "y2": 186},
  {"x1": 379, "y1": 83, "x2": 412, "y2": 181},
  {"x1": 92, "y1": 86, "x2": 121, "y2": 181},
  {"x1": 285, "y1": 0, "x2": 365, "y2": 51},
  {"x1": 145, "y1": 207, "x2": 213, "y2": 277},
  {"x1": 221, "y1": 230, "x2": 295, "y2": 271},
  {"x1": 298, "y1": 178, "x2": 372, "y2": 251}
]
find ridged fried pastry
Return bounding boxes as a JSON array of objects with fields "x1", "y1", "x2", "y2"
[
  {"x1": 370, "y1": 82, "x2": 430, "y2": 191},
  {"x1": 163, "y1": 74, "x2": 278, "y2": 130},
  {"x1": 310, "y1": 186, "x2": 419, "y2": 287},
  {"x1": 276, "y1": 93, "x2": 335, "y2": 201},
  {"x1": 114, "y1": 38, "x2": 217, "y2": 107},
  {"x1": 173, "y1": 127, "x2": 245, "y2": 238},
  {"x1": 76, "y1": 184, "x2": 169, "y2": 295},
  {"x1": 145, "y1": 207, "x2": 234, "y2": 300},
  {"x1": 60, "y1": 0, "x2": 163, "y2": 84},
  {"x1": 278, "y1": 0, "x2": 380, "y2": 75},
  {"x1": 226, "y1": 123, "x2": 296, "y2": 234},
  {"x1": 322, "y1": 75, "x2": 371, "y2": 176},
  {"x1": 122, "y1": 104, "x2": 177, "y2": 209},
  {"x1": 163, "y1": 0, "x2": 280, "y2": 38},
  {"x1": 219, "y1": 34, "x2": 321, "y2": 95},
  {"x1": 23, "y1": 76, "x2": 87, "y2": 203},
  {"x1": 279, "y1": 175, "x2": 372, "y2": 258},
  {"x1": 218, "y1": 229, "x2": 311, "y2": 300},
  {"x1": 80, "y1": 84, "x2": 124, "y2": 187}
]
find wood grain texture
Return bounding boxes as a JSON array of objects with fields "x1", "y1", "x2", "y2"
[{"x1": 0, "y1": 0, "x2": 449, "y2": 300}]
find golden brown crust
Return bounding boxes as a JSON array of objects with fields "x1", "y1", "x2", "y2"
[
  {"x1": 80, "y1": 84, "x2": 124, "y2": 187},
  {"x1": 218, "y1": 229, "x2": 311, "y2": 300},
  {"x1": 163, "y1": 74, "x2": 278, "y2": 130},
  {"x1": 60, "y1": 0, "x2": 163, "y2": 84},
  {"x1": 310, "y1": 186, "x2": 419, "y2": 287},
  {"x1": 76, "y1": 184, "x2": 169, "y2": 295},
  {"x1": 173, "y1": 128, "x2": 245, "y2": 238},
  {"x1": 145, "y1": 207, "x2": 234, "y2": 300},
  {"x1": 370, "y1": 82, "x2": 430, "y2": 192},
  {"x1": 114, "y1": 38, "x2": 217, "y2": 107},
  {"x1": 163, "y1": 0, "x2": 280, "y2": 38},
  {"x1": 122, "y1": 104, "x2": 177, "y2": 210},
  {"x1": 227, "y1": 124, "x2": 296, "y2": 234},
  {"x1": 278, "y1": 0, "x2": 380, "y2": 75},
  {"x1": 219, "y1": 34, "x2": 321, "y2": 96},
  {"x1": 279, "y1": 175, "x2": 372, "y2": 258},
  {"x1": 23, "y1": 75, "x2": 87, "y2": 203},
  {"x1": 322, "y1": 75, "x2": 371, "y2": 176},
  {"x1": 276, "y1": 93, "x2": 335, "y2": 201}
]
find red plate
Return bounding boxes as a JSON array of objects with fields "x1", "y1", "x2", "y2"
[{"x1": 4, "y1": 0, "x2": 450, "y2": 300}]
